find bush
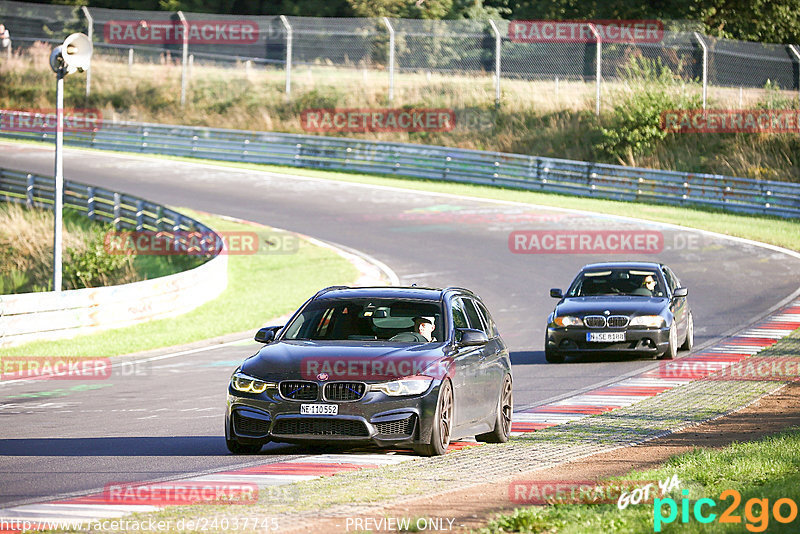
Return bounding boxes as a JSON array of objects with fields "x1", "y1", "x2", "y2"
[{"x1": 63, "y1": 227, "x2": 138, "y2": 290}]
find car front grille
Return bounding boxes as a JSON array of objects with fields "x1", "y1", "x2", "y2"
[
  {"x1": 280, "y1": 381, "x2": 318, "y2": 401},
  {"x1": 373, "y1": 415, "x2": 415, "y2": 436},
  {"x1": 324, "y1": 382, "x2": 366, "y2": 401},
  {"x1": 607, "y1": 315, "x2": 629, "y2": 328},
  {"x1": 584, "y1": 315, "x2": 606, "y2": 328},
  {"x1": 272, "y1": 418, "x2": 369, "y2": 437},
  {"x1": 233, "y1": 411, "x2": 270, "y2": 436}
]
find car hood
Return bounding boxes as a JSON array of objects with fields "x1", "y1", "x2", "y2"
[
  {"x1": 555, "y1": 296, "x2": 668, "y2": 317},
  {"x1": 240, "y1": 340, "x2": 449, "y2": 381}
]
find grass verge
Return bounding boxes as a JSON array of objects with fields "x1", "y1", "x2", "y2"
[
  {"x1": 480, "y1": 427, "x2": 800, "y2": 533},
  {"x1": 0, "y1": 208, "x2": 358, "y2": 357}
]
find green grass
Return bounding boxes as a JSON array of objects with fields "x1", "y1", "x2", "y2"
[
  {"x1": 0, "y1": 209, "x2": 358, "y2": 357},
  {"x1": 480, "y1": 426, "x2": 800, "y2": 533}
]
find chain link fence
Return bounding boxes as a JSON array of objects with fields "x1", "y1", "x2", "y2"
[{"x1": 1, "y1": 0, "x2": 800, "y2": 111}]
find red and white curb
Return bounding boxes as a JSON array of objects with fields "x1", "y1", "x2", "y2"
[{"x1": 1, "y1": 301, "x2": 797, "y2": 530}]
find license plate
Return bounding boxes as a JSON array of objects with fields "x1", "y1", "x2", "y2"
[
  {"x1": 300, "y1": 404, "x2": 338, "y2": 415},
  {"x1": 587, "y1": 331, "x2": 626, "y2": 342}
]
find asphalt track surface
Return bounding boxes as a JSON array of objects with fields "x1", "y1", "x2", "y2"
[{"x1": 1, "y1": 142, "x2": 799, "y2": 508}]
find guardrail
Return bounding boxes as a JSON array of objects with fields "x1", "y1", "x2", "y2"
[
  {"x1": 1, "y1": 117, "x2": 799, "y2": 218},
  {"x1": 0, "y1": 167, "x2": 228, "y2": 347}
]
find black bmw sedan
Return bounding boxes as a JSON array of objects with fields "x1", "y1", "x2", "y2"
[
  {"x1": 545, "y1": 262, "x2": 694, "y2": 363},
  {"x1": 226, "y1": 286, "x2": 512, "y2": 456}
]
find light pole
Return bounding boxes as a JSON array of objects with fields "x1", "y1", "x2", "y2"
[{"x1": 49, "y1": 33, "x2": 92, "y2": 292}]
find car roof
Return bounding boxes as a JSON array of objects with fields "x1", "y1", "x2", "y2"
[
  {"x1": 580, "y1": 261, "x2": 664, "y2": 271},
  {"x1": 314, "y1": 286, "x2": 471, "y2": 301}
]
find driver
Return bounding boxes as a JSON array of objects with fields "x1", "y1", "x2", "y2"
[
  {"x1": 389, "y1": 316, "x2": 435, "y2": 342},
  {"x1": 633, "y1": 275, "x2": 658, "y2": 296}
]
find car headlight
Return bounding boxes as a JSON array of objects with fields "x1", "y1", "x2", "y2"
[
  {"x1": 369, "y1": 375, "x2": 433, "y2": 396},
  {"x1": 629, "y1": 315, "x2": 666, "y2": 328},
  {"x1": 231, "y1": 372, "x2": 276, "y2": 394},
  {"x1": 553, "y1": 316, "x2": 584, "y2": 327}
]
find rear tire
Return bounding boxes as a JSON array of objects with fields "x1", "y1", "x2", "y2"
[
  {"x1": 414, "y1": 380, "x2": 453, "y2": 457},
  {"x1": 680, "y1": 312, "x2": 694, "y2": 351},
  {"x1": 476, "y1": 374, "x2": 512, "y2": 443}
]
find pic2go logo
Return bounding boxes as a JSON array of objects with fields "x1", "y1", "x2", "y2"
[{"x1": 654, "y1": 489, "x2": 799, "y2": 532}]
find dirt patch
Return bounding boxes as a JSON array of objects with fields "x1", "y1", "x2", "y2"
[{"x1": 294, "y1": 381, "x2": 800, "y2": 533}]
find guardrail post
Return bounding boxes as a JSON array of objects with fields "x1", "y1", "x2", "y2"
[
  {"x1": 128, "y1": 48, "x2": 133, "y2": 73},
  {"x1": 173, "y1": 214, "x2": 182, "y2": 232},
  {"x1": 693, "y1": 32, "x2": 708, "y2": 110},
  {"x1": 488, "y1": 20, "x2": 501, "y2": 109},
  {"x1": 280, "y1": 16, "x2": 292, "y2": 97},
  {"x1": 81, "y1": 6, "x2": 93, "y2": 99},
  {"x1": 177, "y1": 11, "x2": 189, "y2": 107},
  {"x1": 789, "y1": 45, "x2": 800, "y2": 102},
  {"x1": 26, "y1": 174, "x2": 34, "y2": 207},
  {"x1": 113, "y1": 192, "x2": 121, "y2": 229},
  {"x1": 156, "y1": 205, "x2": 164, "y2": 230},
  {"x1": 87, "y1": 186, "x2": 95, "y2": 220},
  {"x1": 587, "y1": 24, "x2": 601, "y2": 116},
  {"x1": 382, "y1": 17, "x2": 395, "y2": 103},
  {"x1": 135, "y1": 200, "x2": 144, "y2": 230}
]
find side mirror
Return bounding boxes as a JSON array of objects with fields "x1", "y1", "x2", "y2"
[
  {"x1": 673, "y1": 287, "x2": 688, "y2": 298},
  {"x1": 254, "y1": 326, "x2": 281, "y2": 344},
  {"x1": 550, "y1": 288, "x2": 563, "y2": 299},
  {"x1": 456, "y1": 328, "x2": 489, "y2": 347}
]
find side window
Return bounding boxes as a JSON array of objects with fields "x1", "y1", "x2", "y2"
[
  {"x1": 665, "y1": 267, "x2": 681, "y2": 289},
  {"x1": 463, "y1": 299, "x2": 488, "y2": 334},
  {"x1": 662, "y1": 268, "x2": 677, "y2": 292},
  {"x1": 451, "y1": 298, "x2": 469, "y2": 329},
  {"x1": 475, "y1": 301, "x2": 498, "y2": 338}
]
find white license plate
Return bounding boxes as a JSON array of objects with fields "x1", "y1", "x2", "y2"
[
  {"x1": 300, "y1": 404, "x2": 338, "y2": 415},
  {"x1": 587, "y1": 331, "x2": 626, "y2": 342}
]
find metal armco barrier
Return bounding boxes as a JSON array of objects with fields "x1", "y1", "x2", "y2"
[
  {"x1": 0, "y1": 168, "x2": 228, "y2": 347},
  {"x1": 1, "y1": 119, "x2": 799, "y2": 218}
]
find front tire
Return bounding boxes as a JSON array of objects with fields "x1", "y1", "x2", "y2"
[
  {"x1": 476, "y1": 374, "x2": 512, "y2": 444},
  {"x1": 658, "y1": 322, "x2": 678, "y2": 360},
  {"x1": 545, "y1": 347, "x2": 565, "y2": 363},
  {"x1": 414, "y1": 379, "x2": 453, "y2": 457}
]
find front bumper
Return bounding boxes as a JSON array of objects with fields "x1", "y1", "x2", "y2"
[
  {"x1": 546, "y1": 326, "x2": 670, "y2": 357},
  {"x1": 225, "y1": 382, "x2": 441, "y2": 448}
]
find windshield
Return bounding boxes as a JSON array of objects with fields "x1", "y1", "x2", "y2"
[
  {"x1": 282, "y1": 298, "x2": 444, "y2": 342},
  {"x1": 567, "y1": 269, "x2": 665, "y2": 297}
]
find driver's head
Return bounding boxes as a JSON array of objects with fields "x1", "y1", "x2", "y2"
[
  {"x1": 643, "y1": 275, "x2": 656, "y2": 290},
  {"x1": 413, "y1": 316, "x2": 435, "y2": 341}
]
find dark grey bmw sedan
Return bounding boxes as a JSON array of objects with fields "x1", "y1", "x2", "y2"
[
  {"x1": 545, "y1": 262, "x2": 694, "y2": 363},
  {"x1": 226, "y1": 286, "x2": 512, "y2": 456}
]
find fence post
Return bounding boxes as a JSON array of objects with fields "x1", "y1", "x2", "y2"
[
  {"x1": 788, "y1": 45, "x2": 800, "y2": 102},
  {"x1": 128, "y1": 48, "x2": 133, "y2": 72},
  {"x1": 587, "y1": 24, "x2": 601, "y2": 116},
  {"x1": 26, "y1": 174, "x2": 34, "y2": 208},
  {"x1": 177, "y1": 11, "x2": 189, "y2": 107},
  {"x1": 488, "y1": 20, "x2": 501, "y2": 109},
  {"x1": 280, "y1": 15, "x2": 292, "y2": 96},
  {"x1": 382, "y1": 17, "x2": 395, "y2": 103},
  {"x1": 113, "y1": 192, "x2": 121, "y2": 229},
  {"x1": 87, "y1": 186, "x2": 95, "y2": 220},
  {"x1": 693, "y1": 32, "x2": 708, "y2": 110},
  {"x1": 81, "y1": 6, "x2": 93, "y2": 99}
]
